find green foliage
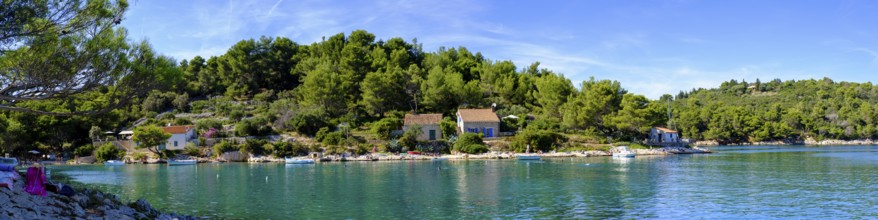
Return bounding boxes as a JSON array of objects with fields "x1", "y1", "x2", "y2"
[
  {"x1": 74, "y1": 144, "x2": 97, "y2": 157},
  {"x1": 439, "y1": 117, "x2": 457, "y2": 139},
  {"x1": 95, "y1": 143, "x2": 124, "y2": 162},
  {"x1": 235, "y1": 117, "x2": 274, "y2": 137},
  {"x1": 183, "y1": 143, "x2": 202, "y2": 157},
  {"x1": 453, "y1": 132, "x2": 487, "y2": 154},
  {"x1": 212, "y1": 141, "x2": 238, "y2": 157},
  {"x1": 271, "y1": 142, "x2": 308, "y2": 157},
  {"x1": 399, "y1": 125, "x2": 423, "y2": 150},
  {"x1": 239, "y1": 139, "x2": 269, "y2": 155},
  {"x1": 286, "y1": 113, "x2": 330, "y2": 137},
  {"x1": 195, "y1": 119, "x2": 224, "y2": 131},
  {"x1": 385, "y1": 139, "x2": 402, "y2": 153},
  {"x1": 510, "y1": 129, "x2": 565, "y2": 153},
  {"x1": 370, "y1": 117, "x2": 401, "y2": 140},
  {"x1": 321, "y1": 131, "x2": 346, "y2": 146},
  {"x1": 132, "y1": 125, "x2": 172, "y2": 154}
]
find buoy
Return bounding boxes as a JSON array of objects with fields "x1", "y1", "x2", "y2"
[{"x1": 216, "y1": 174, "x2": 219, "y2": 178}]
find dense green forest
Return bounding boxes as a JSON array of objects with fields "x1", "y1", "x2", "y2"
[
  {"x1": 671, "y1": 78, "x2": 878, "y2": 144},
  {"x1": 0, "y1": 5, "x2": 878, "y2": 155}
]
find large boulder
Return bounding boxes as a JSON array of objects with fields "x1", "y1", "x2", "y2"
[
  {"x1": 219, "y1": 151, "x2": 247, "y2": 162},
  {"x1": 75, "y1": 156, "x2": 96, "y2": 164}
]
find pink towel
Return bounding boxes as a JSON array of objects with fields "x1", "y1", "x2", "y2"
[{"x1": 24, "y1": 166, "x2": 46, "y2": 196}]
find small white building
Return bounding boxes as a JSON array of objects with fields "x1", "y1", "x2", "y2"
[
  {"x1": 403, "y1": 114, "x2": 443, "y2": 141},
  {"x1": 160, "y1": 125, "x2": 197, "y2": 150},
  {"x1": 649, "y1": 127, "x2": 680, "y2": 144},
  {"x1": 457, "y1": 109, "x2": 500, "y2": 138}
]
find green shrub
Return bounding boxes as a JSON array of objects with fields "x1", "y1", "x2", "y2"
[
  {"x1": 315, "y1": 127, "x2": 331, "y2": 142},
  {"x1": 235, "y1": 117, "x2": 274, "y2": 137},
  {"x1": 74, "y1": 144, "x2": 97, "y2": 157},
  {"x1": 240, "y1": 139, "x2": 269, "y2": 155},
  {"x1": 510, "y1": 129, "x2": 566, "y2": 153},
  {"x1": 94, "y1": 143, "x2": 124, "y2": 162},
  {"x1": 286, "y1": 113, "x2": 330, "y2": 136},
  {"x1": 453, "y1": 133, "x2": 487, "y2": 154},
  {"x1": 183, "y1": 143, "x2": 202, "y2": 157},
  {"x1": 370, "y1": 117, "x2": 401, "y2": 140},
  {"x1": 321, "y1": 131, "x2": 346, "y2": 146},
  {"x1": 439, "y1": 117, "x2": 457, "y2": 139},
  {"x1": 196, "y1": 119, "x2": 224, "y2": 131},
  {"x1": 212, "y1": 141, "x2": 238, "y2": 157}
]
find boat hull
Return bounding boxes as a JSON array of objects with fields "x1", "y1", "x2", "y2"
[
  {"x1": 104, "y1": 160, "x2": 125, "y2": 166},
  {"x1": 168, "y1": 160, "x2": 197, "y2": 165},
  {"x1": 517, "y1": 155, "x2": 541, "y2": 160},
  {"x1": 285, "y1": 158, "x2": 315, "y2": 164}
]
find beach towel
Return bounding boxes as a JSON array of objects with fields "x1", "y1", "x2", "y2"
[{"x1": 24, "y1": 166, "x2": 46, "y2": 196}]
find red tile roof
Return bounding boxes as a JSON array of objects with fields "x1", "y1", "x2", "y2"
[
  {"x1": 655, "y1": 127, "x2": 678, "y2": 133},
  {"x1": 404, "y1": 114, "x2": 442, "y2": 126},
  {"x1": 162, "y1": 125, "x2": 194, "y2": 134},
  {"x1": 457, "y1": 109, "x2": 500, "y2": 122}
]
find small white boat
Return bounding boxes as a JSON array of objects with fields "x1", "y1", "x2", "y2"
[
  {"x1": 104, "y1": 160, "x2": 125, "y2": 166},
  {"x1": 612, "y1": 146, "x2": 636, "y2": 158},
  {"x1": 517, "y1": 154, "x2": 541, "y2": 160},
  {"x1": 168, "y1": 159, "x2": 197, "y2": 165},
  {"x1": 517, "y1": 144, "x2": 541, "y2": 160},
  {"x1": 285, "y1": 158, "x2": 315, "y2": 164}
]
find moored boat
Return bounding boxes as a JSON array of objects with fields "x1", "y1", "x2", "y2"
[
  {"x1": 168, "y1": 159, "x2": 197, "y2": 165},
  {"x1": 612, "y1": 146, "x2": 636, "y2": 158},
  {"x1": 516, "y1": 154, "x2": 541, "y2": 160},
  {"x1": 285, "y1": 157, "x2": 315, "y2": 164},
  {"x1": 104, "y1": 160, "x2": 125, "y2": 166}
]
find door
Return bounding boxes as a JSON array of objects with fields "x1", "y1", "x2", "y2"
[
  {"x1": 486, "y1": 128, "x2": 494, "y2": 137},
  {"x1": 429, "y1": 130, "x2": 436, "y2": 140}
]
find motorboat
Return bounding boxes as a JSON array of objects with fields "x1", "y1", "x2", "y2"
[
  {"x1": 285, "y1": 157, "x2": 315, "y2": 164},
  {"x1": 104, "y1": 160, "x2": 125, "y2": 166},
  {"x1": 612, "y1": 146, "x2": 636, "y2": 158},
  {"x1": 516, "y1": 154, "x2": 541, "y2": 160},
  {"x1": 167, "y1": 159, "x2": 197, "y2": 165}
]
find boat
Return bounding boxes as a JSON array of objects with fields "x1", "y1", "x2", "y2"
[
  {"x1": 285, "y1": 157, "x2": 315, "y2": 164},
  {"x1": 612, "y1": 146, "x2": 636, "y2": 158},
  {"x1": 167, "y1": 159, "x2": 197, "y2": 165},
  {"x1": 0, "y1": 157, "x2": 18, "y2": 167},
  {"x1": 516, "y1": 154, "x2": 541, "y2": 160},
  {"x1": 104, "y1": 160, "x2": 125, "y2": 166},
  {"x1": 517, "y1": 144, "x2": 541, "y2": 160}
]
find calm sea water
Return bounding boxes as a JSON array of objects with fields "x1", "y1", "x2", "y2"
[{"x1": 52, "y1": 146, "x2": 878, "y2": 219}]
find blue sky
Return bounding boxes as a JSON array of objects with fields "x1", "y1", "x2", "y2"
[{"x1": 122, "y1": 0, "x2": 878, "y2": 99}]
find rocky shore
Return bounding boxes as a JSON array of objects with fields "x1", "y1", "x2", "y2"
[
  {"x1": 693, "y1": 138, "x2": 878, "y2": 146},
  {"x1": 0, "y1": 174, "x2": 196, "y2": 220}
]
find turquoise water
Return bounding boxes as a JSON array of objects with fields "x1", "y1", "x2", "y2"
[{"x1": 52, "y1": 146, "x2": 878, "y2": 219}]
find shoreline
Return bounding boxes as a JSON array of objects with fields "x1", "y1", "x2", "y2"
[
  {"x1": 693, "y1": 138, "x2": 878, "y2": 146},
  {"x1": 1, "y1": 170, "x2": 196, "y2": 219}
]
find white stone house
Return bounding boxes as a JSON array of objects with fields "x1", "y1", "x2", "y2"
[
  {"x1": 403, "y1": 114, "x2": 443, "y2": 141},
  {"x1": 456, "y1": 109, "x2": 500, "y2": 138},
  {"x1": 649, "y1": 127, "x2": 681, "y2": 144},
  {"x1": 160, "y1": 125, "x2": 197, "y2": 150}
]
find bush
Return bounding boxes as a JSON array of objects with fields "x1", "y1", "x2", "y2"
[
  {"x1": 94, "y1": 143, "x2": 124, "y2": 162},
  {"x1": 370, "y1": 117, "x2": 401, "y2": 140},
  {"x1": 240, "y1": 139, "x2": 269, "y2": 155},
  {"x1": 196, "y1": 119, "x2": 224, "y2": 131},
  {"x1": 287, "y1": 113, "x2": 331, "y2": 136},
  {"x1": 174, "y1": 117, "x2": 193, "y2": 126},
  {"x1": 321, "y1": 131, "x2": 346, "y2": 146},
  {"x1": 74, "y1": 144, "x2": 97, "y2": 157},
  {"x1": 131, "y1": 152, "x2": 149, "y2": 161},
  {"x1": 235, "y1": 117, "x2": 274, "y2": 137},
  {"x1": 453, "y1": 133, "x2": 488, "y2": 154},
  {"x1": 271, "y1": 142, "x2": 308, "y2": 158},
  {"x1": 439, "y1": 117, "x2": 457, "y2": 139},
  {"x1": 510, "y1": 129, "x2": 566, "y2": 153},
  {"x1": 399, "y1": 125, "x2": 422, "y2": 151},
  {"x1": 315, "y1": 127, "x2": 331, "y2": 142},
  {"x1": 212, "y1": 141, "x2": 239, "y2": 157},
  {"x1": 386, "y1": 139, "x2": 402, "y2": 153},
  {"x1": 183, "y1": 143, "x2": 202, "y2": 157}
]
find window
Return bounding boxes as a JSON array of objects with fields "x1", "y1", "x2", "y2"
[
  {"x1": 429, "y1": 130, "x2": 436, "y2": 140},
  {"x1": 174, "y1": 141, "x2": 178, "y2": 147},
  {"x1": 486, "y1": 128, "x2": 494, "y2": 137}
]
